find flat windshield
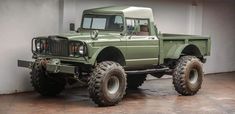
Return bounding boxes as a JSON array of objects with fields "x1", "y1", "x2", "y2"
[{"x1": 82, "y1": 14, "x2": 124, "y2": 31}]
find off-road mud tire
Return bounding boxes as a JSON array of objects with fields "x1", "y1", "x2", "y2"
[
  {"x1": 173, "y1": 56, "x2": 203, "y2": 96},
  {"x1": 30, "y1": 65, "x2": 66, "y2": 97},
  {"x1": 88, "y1": 61, "x2": 127, "y2": 107}
]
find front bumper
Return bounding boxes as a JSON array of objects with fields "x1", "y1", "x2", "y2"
[{"x1": 18, "y1": 59, "x2": 78, "y2": 74}]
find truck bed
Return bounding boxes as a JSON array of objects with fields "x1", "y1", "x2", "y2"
[{"x1": 158, "y1": 33, "x2": 211, "y2": 64}]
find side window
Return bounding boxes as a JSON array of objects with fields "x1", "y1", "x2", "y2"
[
  {"x1": 126, "y1": 19, "x2": 150, "y2": 36},
  {"x1": 126, "y1": 19, "x2": 135, "y2": 33},
  {"x1": 114, "y1": 16, "x2": 123, "y2": 24},
  {"x1": 107, "y1": 15, "x2": 123, "y2": 31}
]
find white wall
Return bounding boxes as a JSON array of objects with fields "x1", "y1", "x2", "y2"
[
  {"x1": 202, "y1": 0, "x2": 235, "y2": 73},
  {"x1": 0, "y1": 0, "x2": 60, "y2": 94}
]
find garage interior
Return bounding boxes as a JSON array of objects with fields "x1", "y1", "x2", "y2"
[{"x1": 0, "y1": 0, "x2": 235, "y2": 113}]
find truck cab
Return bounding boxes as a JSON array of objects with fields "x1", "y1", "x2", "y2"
[{"x1": 80, "y1": 6, "x2": 160, "y2": 68}]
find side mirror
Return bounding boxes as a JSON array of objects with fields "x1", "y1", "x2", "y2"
[
  {"x1": 76, "y1": 27, "x2": 82, "y2": 33},
  {"x1": 69, "y1": 23, "x2": 75, "y2": 31}
]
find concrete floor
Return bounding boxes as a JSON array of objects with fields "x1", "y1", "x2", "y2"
[{"x1": 0, "y1": 72, "x2": 235, "y2": 114}]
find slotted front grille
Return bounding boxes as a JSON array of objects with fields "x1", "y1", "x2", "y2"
[{"x1": 49, "y1": 36, "x2": 69, "y2": 56}]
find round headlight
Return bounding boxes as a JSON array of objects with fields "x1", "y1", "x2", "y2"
[
  {"x1": 36, "y1": 41, "x2": 41, "y2": 50},
  {"x1": 69, "y1": 41, "x2": 86, "y2": 57},
  {"x1": 79, "y1": 45, "x2": 84, "y2": 55}
]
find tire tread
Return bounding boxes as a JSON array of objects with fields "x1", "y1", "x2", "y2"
[{"x1": 173, "y1": 56, "x2": 203, "y2": 96}]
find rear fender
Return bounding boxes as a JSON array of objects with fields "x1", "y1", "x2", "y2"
[{"x1": 166, "y1": 44, "x2": 202, "y2": 59}]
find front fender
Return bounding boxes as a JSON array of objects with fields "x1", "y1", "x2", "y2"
[{"x1": 87, "y1": 46, "x2": 109, "y2": 65}]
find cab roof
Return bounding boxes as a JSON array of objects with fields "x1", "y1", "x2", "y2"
[{"x1": 83, "y1": 6, "x2": 154, "y2": 22}]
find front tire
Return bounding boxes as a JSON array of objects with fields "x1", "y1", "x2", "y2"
[
  {"x1": 88, "y1": 61, "x2": 127, "y2": 106},
  {"x1": 30, "y1": 65, "x2": 66, "y2": 97},
  {"x1": 173, "y1": 56, "x2": 203, "y2": 96}
]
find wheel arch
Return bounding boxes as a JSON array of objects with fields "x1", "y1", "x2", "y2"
[
  {"x1": 181, "y1": 44, "x2": 203, "y2": 58},
  {"x1": 166, "y1": 44, "x2": 203, "y2": 60},
  {"x1": 89, "y1": 46, "x2": 126, "y2": 66}
]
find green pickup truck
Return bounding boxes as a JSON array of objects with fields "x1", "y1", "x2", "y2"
[{"x1": 18, "y1": 6, "x2": 211, "y2": 106}]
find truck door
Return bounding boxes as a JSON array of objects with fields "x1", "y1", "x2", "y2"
[{"x1": 125, "y1": 18, "x2": 159, "y2": 67}]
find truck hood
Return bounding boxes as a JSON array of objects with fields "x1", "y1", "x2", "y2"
[{"x1": 58, "y1": 32, "x2": 122, "y2": 43}]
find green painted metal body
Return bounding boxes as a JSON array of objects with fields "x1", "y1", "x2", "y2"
[
  {"x1": 55, "y1": 32, "x2": 210, "y2": 68},
  {"x1": 18, "y1": 6, "x2": 211, "y2": 73}
]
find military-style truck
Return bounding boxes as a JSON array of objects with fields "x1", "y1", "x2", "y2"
[{"x1": 18, "y1": 6, "x2": 211, "y2": 106}]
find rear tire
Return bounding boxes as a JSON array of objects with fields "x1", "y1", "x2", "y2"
[
  {"x1": 127, "y1": 74, "x2": 146, "y2": 89},
  {"x1": 173, "y1": 56, "x2": 203, "y2": 96},
  {"x1": 30, "y1": 65, "x2": 66, "y2": 97},
  {"x1": 88, "y1": 61, "x2": 127, "y2": 107}
]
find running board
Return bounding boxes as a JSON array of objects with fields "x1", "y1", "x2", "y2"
[{"x1": 125, "y1": 68, "x2": 170, "y2": 75}]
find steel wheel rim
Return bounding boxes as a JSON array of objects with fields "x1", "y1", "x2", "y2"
[
  {"x1": 189, "y1": 69, "x2": 199, "y2": 84},
  {"x1": 107, "y1": 76, "x2": 120, "y2": 94}
]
